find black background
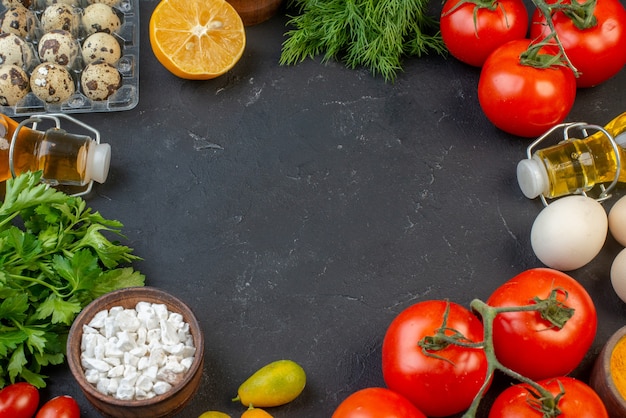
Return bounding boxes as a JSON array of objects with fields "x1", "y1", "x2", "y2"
[{"x1": 34, "y1": 0, "x2": 626, "y2": 416}]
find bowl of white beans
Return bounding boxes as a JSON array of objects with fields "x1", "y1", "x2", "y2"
[{"x1": 67, "y1": 287, "x2": 204, "y2": 418}]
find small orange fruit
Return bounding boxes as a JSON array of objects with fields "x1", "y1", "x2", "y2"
[
  {"x1": 149, "y1": 0, "x2": 246, "y2": 80},
  {"x1": 241, "y1": 406, "x2": 273, "y2": 418}
]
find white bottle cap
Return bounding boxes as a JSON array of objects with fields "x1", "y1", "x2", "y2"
[
  {"x1": 517, "y1": 157, "x2": 549, "y2": 199},
  {"x1": 85, "y1": 142, "x2": 111, "y2": 184}
]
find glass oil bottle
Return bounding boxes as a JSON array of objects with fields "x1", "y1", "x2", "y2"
[
  {"x1": 517, "y1": 112, "x2": 626, "y2": 200},
  {"x1": 0, "y1": 113, "x2": 111, "y2": 195}
]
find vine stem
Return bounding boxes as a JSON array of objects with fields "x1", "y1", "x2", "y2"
[
  {"x1": 460, "y1": 298, "x2": 560, "y2": 417},
  {"x1": 421, "y1": 291, "x2": 571, "y2": 417},
  {"x1": 529, "y1": 0, "x2": 580, "y2": 76}
]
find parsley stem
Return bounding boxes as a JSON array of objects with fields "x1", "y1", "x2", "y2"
[{"x1": 6, "y1": 273, "x2": 67, "y2": 297}]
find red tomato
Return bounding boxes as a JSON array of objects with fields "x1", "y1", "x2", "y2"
[
  {"x1": 0, "y1": 383, "x2": 39, "y2": 418},
  {"x1": 440, "y1": 0, "x2": 528, "y2": 67},
  {"x1": 332, "y1": 387, "x2": 426, "y2": 418},
  {"x1": 478, "y1": 39, "x2": 577, "y2": 137},
  {"x1": 35, "y1": 396, "x2": 80, "y2": 418},
  {"x1": 530, "y1": 0, "x2": 626, "y2": 87},
  {"x1": 382, "y1": 300, "x2": 489, "y2": 417},
  {"x1": 489, "y1": 376, "x2": 608, "y2": 417},
  {"x1": 486, "y1": 268, "x2": 597, "y2": 381}
]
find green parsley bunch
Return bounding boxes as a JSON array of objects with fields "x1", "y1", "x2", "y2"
[{"x1": 0, "y1": 172, "x2": 145, "y2": 388}]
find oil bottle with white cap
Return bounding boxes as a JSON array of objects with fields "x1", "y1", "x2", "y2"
[
  {"x1": 0, "y1": 113, "x2": 111, "y2": 194},
  {"x1": 517, "y1": 112, "x2": 626, "y2": 200}
]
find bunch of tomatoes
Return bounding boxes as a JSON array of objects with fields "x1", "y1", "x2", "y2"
[
  {"x1": 332, "y1": 268, "x2": 608, "y2": 417},
  {"x1": 439, "y1": 0, "x2": 626, "y2": 138},
  {"x1": 0, "y1": 383, "x2": 79, "y2": 418}
]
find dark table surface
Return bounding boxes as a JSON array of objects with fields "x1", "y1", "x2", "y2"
[{"x1": 34, "y1": 0, "x2": 626, "y2": 416}]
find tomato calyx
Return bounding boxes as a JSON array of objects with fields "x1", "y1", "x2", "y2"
[
  {"x1": 519, "y1": 39, "x2": 566, "y2": 69},
  {"x1": 533, "y1": 288, "x2": 575, "y2": 329},
  {"x1": 442, "y1": 0, "x2": 501, "y2": 17},
  {"x1": 418, "y1": 302, "x2": 484, "y2": 364},
  {"x1": 524, "y1": 381, "x2": 565, "y2": 418},
  {"x1": 543, "y1": 0, "x2": 598, "y2": 31},
  {"x1": 441, "y1": 0, "x2": 513, "y2": 38}
]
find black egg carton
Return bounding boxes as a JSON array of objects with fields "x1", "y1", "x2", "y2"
[{"x1": 0, "y1": 0, "x2": 139, "y2": 116}]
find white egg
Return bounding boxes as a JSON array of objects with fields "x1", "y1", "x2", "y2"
[
  {"x1": 530, "y1": 195, "x2": 608, "y2": 271},
  {"x1": 609, "y1": 195, "x2": 626, "y2": 246},
  {"x1": 611, "y1": 248, "x2": 626, "y2": 303}
]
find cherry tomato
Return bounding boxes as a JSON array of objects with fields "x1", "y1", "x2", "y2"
[
  {"x1": 440, "y1": 0, "x2": 528, "y2": 67},
  {"x1": 35, "y1": 396, "x2": 80, "y2": 418},
  {"x1": 478, "y1": 39, "x2": 577, "y2": 137},
  {"x1": 381, "y1": 300, "x2": 489, "y2": 417},
  {"x1": 489, "y1": 376, "x2": 608, "y2": 417},
  {"x1": 486, "y1": 268, "x2": 597, "y2": 381},
  {"x1": 0, "y1": 382, "x2": 39, "y2": 418},
  {"x1": 332, "y1": 387, "x2": 426, "y2": 418},
  {"x1": 530, "y1": 0, "x2": 626, "y2": 88}
]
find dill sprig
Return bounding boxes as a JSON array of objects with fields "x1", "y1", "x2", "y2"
[{"x1": 280, "y1": 0, "x2": 446, "y2": 82}]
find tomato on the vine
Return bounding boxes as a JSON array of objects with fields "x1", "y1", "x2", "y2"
[
  {"x1": 35, "y1": 396, "x2": 80, "y2": 418},
  {"x1": 478, "y1": 39, "x2": 577, "y2": 137},
  {"x1": 488, "y1": 376, "x2": 608, "y2": 417},
  {"x1": 530, "y1": 0, "x2": 626, "y2": 88},
  {"x1": 332, "y1": 387, "x2": 426, "y2": 418},
  {"x1": 382, "y1": 300, "x2": 489, "y2": 417},
  {"x1": 440, "y1": 0, "x2": 529, "y2": 67},
  {"x1": 0, "y1": 382, "x2": 39, "y2": 418},
  {"x1": 486, "y1": 268, "x2": 597, "y2": 381}
]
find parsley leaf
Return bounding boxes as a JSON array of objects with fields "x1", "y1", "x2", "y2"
[{"x1": 0, "y1": 171, "x2": 145, "y2": 388}]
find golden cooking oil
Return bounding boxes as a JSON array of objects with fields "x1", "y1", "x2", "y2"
[
  {"x1": 517, "y1": 112, "x2": 626, "y2": 199},
  {"x1": 0, "y1": 114, "x2": 110, "y2": 187}
]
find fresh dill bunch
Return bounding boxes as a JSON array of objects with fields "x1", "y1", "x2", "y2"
[{"x1": 280, "y1": 0, "x2": 446, "y2": 82}]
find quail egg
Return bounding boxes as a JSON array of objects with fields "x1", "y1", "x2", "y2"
[
  {"x1": 30, "y1": 62, "x2": 75, "y2": 103},
  {"x1": 44, "y1": 0, "x2": 77, "y2": 5},
  {"x1": 81, "y1": 3, "x2": 121, "y2": 35},
  {"x1": 0, "y1": 64, "x2": 29, "y2": 106},
  {"x1": 80, "y1": 61, "x2": 121, "y2": 100},
  {"x1": 0, "y1": 5, "x2": 37, "y2": 39},
  {"x1": 41, "y1": 3, "x2": 79, "y2": 34},
  {"x1": 1, "y1": 0, "x2": 31, "y2": 8},
  {"x1": 0, "y1": 32, "x2": 34, "y2": 68},
  {"x1": 38, "y1": 30, "x2": 79, "y2": 67},
  {"x1": 85, "y1": 0, "x2": 120, "y2": 6},
  {"x1": 81, "y1": 32, "x2": 121, "y2": 65}
]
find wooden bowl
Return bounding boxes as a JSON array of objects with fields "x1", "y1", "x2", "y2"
[
  {"x1": 227, "y1": 0, "x2": 284, "y2": 26},
  {"x1": 590, "y1": 326, "x2": 626, "y2": 418},
  {"x1": 67, "y1": 287, "x2": 204, "y2": 418}
]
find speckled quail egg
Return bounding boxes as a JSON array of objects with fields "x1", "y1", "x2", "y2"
[
  {"x1": 1, "y1": 0, "x2": 31, "y2": 9},
  {"x1": 81, "y1": 32, "x2": 121, "y2": 65},
  {"x1": 30, "y1": 62, "x2": 75, "y2": 103},
  {"x1": 80, "y1": 61, "x2": 121, "y2": 100},
  {"x1": 0, "y1": 5, "x2": 37, "y2": 39},
  {"x1": 81, "y1": 3, "x2": 121, "y2": 35},
  {"x1": 85, "y1": 0, "x2": 120, "y2": 6},
  {"x1": 41, "y1": 3, "x2": 79, "y2": 34},
  {"x1": 38, "y1": 30, "x2": 79, "y2": 67},
  {"x1": 0, "y1": 32, "x2": 34, "y2": 68},
  {"x1": 0, "y1": 64, "x2": 29, "y2": 106},
  {"x1": 44, "y1": 0, "x2": 77, "y2": 6}
]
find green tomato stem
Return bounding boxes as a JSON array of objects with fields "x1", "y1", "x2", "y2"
[
  {"x1": 460, "y1": 299, "x2": 559, "y2": 418},
  {"x1": 528, "y1": 0, "x2": 580, "y2": 76},
  {"x1": 421, "y1": 293, "x2": 572, "y2": 417}
]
